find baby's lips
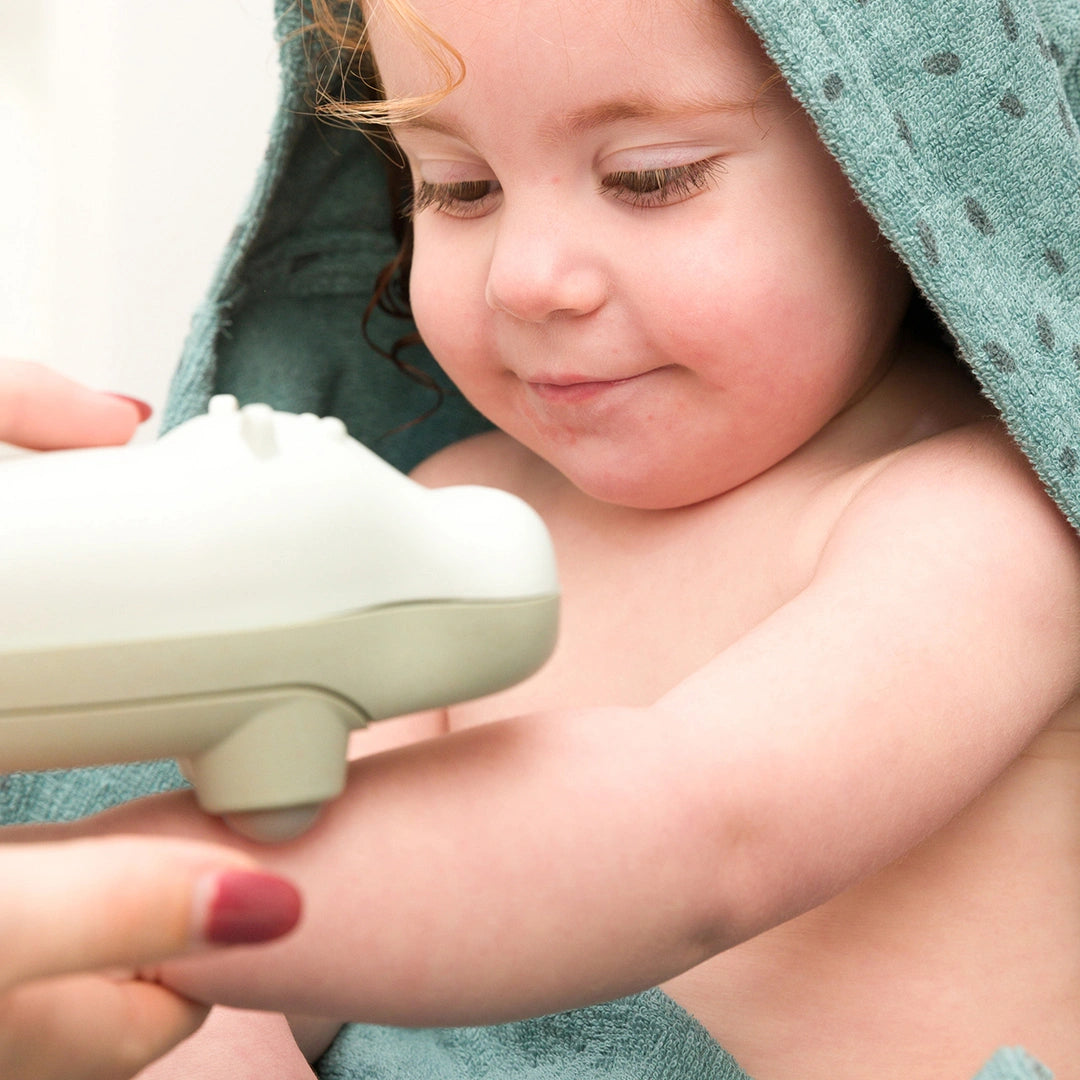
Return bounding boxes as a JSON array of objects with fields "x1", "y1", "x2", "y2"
[{"x1": 197, "y1": 869, "x2": 303, "y2": 946}]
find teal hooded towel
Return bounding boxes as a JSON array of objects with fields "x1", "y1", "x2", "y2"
[{"x1": 1, "y1": 0, "x2": 1076, "y2": 1077}]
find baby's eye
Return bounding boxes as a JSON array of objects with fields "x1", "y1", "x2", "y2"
[
  {"x1": 408, "y1": 179, "x2": 501, "y2": 219},
  {"x1": 600, "y1": 157, "x2": 726, "y2": 208}
]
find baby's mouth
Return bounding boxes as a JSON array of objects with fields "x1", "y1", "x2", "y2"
[{"x1": 526, "y1": 368, "x2": 669, "y2": 404}]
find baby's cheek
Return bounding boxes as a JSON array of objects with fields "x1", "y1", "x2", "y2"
[
  {"x1": 721, "y1": 265, "x2": 849, "y2": 366},
  {"x1": 651, "y1": 270, "x2": 790, "y2": 369},
  {"x1": 409, "y1": 249, "x2": 484, "y2": 370},
  {"x1": 412, "y1": 304, "x2": 479, "y2": 390},
  {"x1": 406, "y1": 256, "x2": 441, "y2": 347}
]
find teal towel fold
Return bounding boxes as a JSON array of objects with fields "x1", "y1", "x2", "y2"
[
  {"x1": 6, "y1": 0, "x2": 1077, "y2": 1076},
  {"x1": 317, "y1": 991, "x2": 749, "y2": 1080},
  {"x1": 974, "y1": 1048, "x2": 1055, "y2": 1080},
  {"x1": 315, "y1": 1000, "x2": 1055, "y2": 1080},
  {"x1": 731, "y1": 0, "x2": 1080, "y2": 531},
  {"x1": 161, "y1": 5, "x2": 489, "y2": 472}
]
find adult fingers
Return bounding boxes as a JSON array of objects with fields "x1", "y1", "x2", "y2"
[
  {"x1": 0, "y1": 973, "x2": 208, "y2": 1080},
  {"x1": 0, "y1": 837, "x2": 302, "y2": 992},
  {"x1": 0, "y1": 360, "x2": 151, "y2": 449}
]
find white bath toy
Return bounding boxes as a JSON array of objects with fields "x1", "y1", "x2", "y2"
[{"x1": 0, "y1": 395, "x2": 559, "y2": 840}]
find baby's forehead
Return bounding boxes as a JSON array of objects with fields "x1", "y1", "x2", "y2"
[{"x1": 368, "y1": 0, "x2": 784, "y2": 118}]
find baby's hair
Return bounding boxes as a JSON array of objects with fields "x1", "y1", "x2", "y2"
[
  {"x1": 305, "y1": 0, "x2": 765, "y2": 131},
  {"x1": 300, "y1": 1, "x2": 456, "y2": 422},
  {"x1": 306, "y1": 0, "x2": 464, "y2": 127}
]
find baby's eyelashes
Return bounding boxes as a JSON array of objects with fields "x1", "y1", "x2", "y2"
[
  {"x1": 406, "y1": 156, "x2": 727, "y2": 219},
  {"x1": 599, "y1": 156, "x2": 727, "y2": 208},
  {"x1": 407, "y1": 178, "x2": 501, "y2": 218}
]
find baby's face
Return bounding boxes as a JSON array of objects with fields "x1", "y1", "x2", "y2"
[{"x1": 369, "y1": 0, "x2": 911, "y2": 508}]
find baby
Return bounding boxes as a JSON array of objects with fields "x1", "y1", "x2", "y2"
[{"x1": 54, "y1": 0, "x2": 1080, "y2": 1078}]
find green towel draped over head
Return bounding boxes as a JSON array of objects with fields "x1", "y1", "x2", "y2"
[
  {"x1": 163, "y1": 0, "x2": 1080, "y2": 529},
  {"x1": 3, "y1": 0, "x2": 1077, "y2": 1076},
  {"x1": 732, "y1": 0, "x2": 1080, "y2": 532}
]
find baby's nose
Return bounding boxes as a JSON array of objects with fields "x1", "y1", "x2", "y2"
[{"x1": 484, "y1": 207, "x2": 608, "y2": 323}]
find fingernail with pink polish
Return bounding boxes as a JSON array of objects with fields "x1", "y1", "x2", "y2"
[
  {"x1": 107, "y1": 394, "x2": 154, "y2": 423},
  {"x1": 202, "y1": 871, "x2": 303, "y2": 945}
]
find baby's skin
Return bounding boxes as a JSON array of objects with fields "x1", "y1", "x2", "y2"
[
  {"x1": 417, "y1": 350, "x2": 1080, "y2": 1080},
  {"x1": 26, "y1": 0, "x2": 1080, "y2": 1078}
]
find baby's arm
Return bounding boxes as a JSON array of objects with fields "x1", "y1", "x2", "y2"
[
  {"x1": 129, "y1": 713, "x2": 446, "y2": 1078},
  {"x1": 76, "y1": 425, "x2": 1080, "y2": 1027}
]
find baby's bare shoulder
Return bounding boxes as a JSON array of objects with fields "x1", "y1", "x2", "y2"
[
  {"x1": 840, "y1": 418, "x2": 1067, "y2": 543},
  {"x1": 823, "y1": 418, "x2": 1080, "y2": 673}
]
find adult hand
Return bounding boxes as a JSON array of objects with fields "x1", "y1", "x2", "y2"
[
  {"x1": 0, "y1": 359, "x2": 152, "y2": 450},
  {"x1": 0, "y1": 364, "x2": 288, "y2": 1079},
  {"x1": 0, "y1": 836, "x2": 301, "y2": 1080}
]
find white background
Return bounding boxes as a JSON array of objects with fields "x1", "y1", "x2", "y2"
[{"x1": 0, "y1": 0, "x2": 280, "y2": 439}]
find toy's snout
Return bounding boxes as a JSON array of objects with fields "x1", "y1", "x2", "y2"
[{"x1": 0, "y1": 398, "x2": 559, "y2": 841}]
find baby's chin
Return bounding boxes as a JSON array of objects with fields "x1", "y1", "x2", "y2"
[
  {"x1": 558, "y1": 458, "x2": 752, "y2": 512},
  {"x1": 506, "y1": 413, "x2": 793, "y2": 510}
]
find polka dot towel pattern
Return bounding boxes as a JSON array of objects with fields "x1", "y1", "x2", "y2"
[{"x1": 733, "y1": 0, "x2": 1080, "y2": 531}]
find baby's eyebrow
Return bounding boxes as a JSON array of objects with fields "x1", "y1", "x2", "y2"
[
  {"x1": 392, "y1": 92, "x2": 758, "y2": 144},
  {"x1": 556, "y1": 93, "x2": 758, "y2": 139}
]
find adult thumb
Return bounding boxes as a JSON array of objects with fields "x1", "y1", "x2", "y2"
[{"x1": 0, "y1": 836, "x2": 301, "y2": 992}]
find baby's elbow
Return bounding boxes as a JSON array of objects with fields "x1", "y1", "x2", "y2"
[{"x1": 664, "y1": 791, "x2": 811, "y2": 962}]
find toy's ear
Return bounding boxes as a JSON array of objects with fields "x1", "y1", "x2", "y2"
[{"x1": 163, "y1": 0, "x2": 488, "y2": 473}]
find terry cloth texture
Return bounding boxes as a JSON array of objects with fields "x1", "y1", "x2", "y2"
[
  {"x1": 1, "y1": 1, "x2": 1075, "y2": 1078},
  {"x1": 730, "y1": 0, "x2": 1080, "y2": 532},
  {"x1": 315, "y1": 1010, "x2": 1053, "y2": 1080},
  {"x1": 159, "y1": 3, "x2": 490, "y2": 470}
]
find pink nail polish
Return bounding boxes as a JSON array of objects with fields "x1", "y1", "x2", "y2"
[
  {"x1": 107, "y1": 393, "x2": 154, "y2": 422},
  {"x1": 203, "y1": 871, "x2": 302, "y2": 945}
]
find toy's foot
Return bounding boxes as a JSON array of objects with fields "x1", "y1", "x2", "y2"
[{"x1": 224, "y1": 804, "x2": 324, "y2": 842}]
